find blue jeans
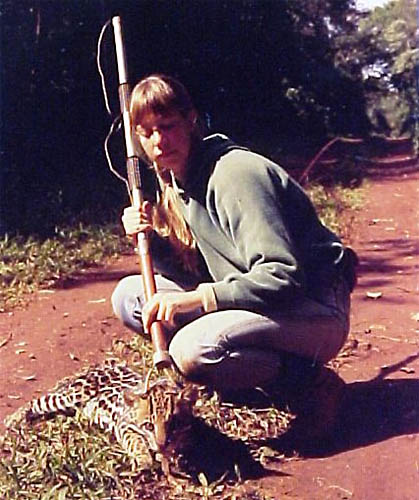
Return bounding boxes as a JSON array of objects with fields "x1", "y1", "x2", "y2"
[{"x1": 111, "y1": 274, "x2": 350, "y2": 390}]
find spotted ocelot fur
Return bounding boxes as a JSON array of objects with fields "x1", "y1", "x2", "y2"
[{"x1": 25, "y1": 359, "x2": 198, "y2": 463}]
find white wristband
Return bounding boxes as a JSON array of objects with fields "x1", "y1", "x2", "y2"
[{"x1": 197, "y1": 283, "x2": 218, "y2": 313}]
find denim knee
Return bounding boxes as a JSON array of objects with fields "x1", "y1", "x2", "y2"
[
  {"x1": 169, "y1": 336, "x2": 202, "y2": 379},
  {"x1": 111, "y1": 276, "x2": 144, "y2": 333},
  {"x1": 168, "y1": 330, "x2": 226, "y2": 381}
]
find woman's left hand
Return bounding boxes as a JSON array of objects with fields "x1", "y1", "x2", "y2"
[{"x1": 142, "y1": 290, "x2": 204, "y2": 333}]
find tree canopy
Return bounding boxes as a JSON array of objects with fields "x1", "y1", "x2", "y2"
[
  {"x1": 0, "y1": 0, "x2": 416, "y2": 234},
  {"x1": 335, "y1": 0, "x2": 418, "y2": 137}
]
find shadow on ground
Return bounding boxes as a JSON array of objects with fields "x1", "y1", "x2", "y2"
[
  {"x1": 56, "y1": 263, "x2": 138, "y2": 290},
  {"x1": 356, "y1": 237, "x2": 419, "y2": 288},
  {"x1": 265, "y1": 352, "x2": 419, "y2": 459},
  {"x1": 330, "y1": 377, "x2": 419, "y2": 452},
  {"x1": 174, "y1": 417, "x2": 289, "y2": 483}
]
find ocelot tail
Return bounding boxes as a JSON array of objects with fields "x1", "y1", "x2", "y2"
[{"x1": 25, "y1": 359, "x2": 198, "y2": 464}]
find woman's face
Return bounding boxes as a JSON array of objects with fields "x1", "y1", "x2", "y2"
[{"x1": 135, "y1": 110, "x2": 196, "y2": 182}]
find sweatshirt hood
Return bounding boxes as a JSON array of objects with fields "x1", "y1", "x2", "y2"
[{"x1": 182, "y1": 134, "x2": 247, "y2": 201}]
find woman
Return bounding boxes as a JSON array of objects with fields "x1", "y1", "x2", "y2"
[{"x1": 112, "y1": 74, "x2": 357, "y2": 444}]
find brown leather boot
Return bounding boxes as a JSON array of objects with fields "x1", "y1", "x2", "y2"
[{"x1": 276, "y1": 364, "x2": 345, "y2": 451}]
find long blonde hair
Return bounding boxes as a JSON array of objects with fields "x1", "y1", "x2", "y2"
[{"x1": 130, "y1": 74, "x2": 202, "y2": 274}]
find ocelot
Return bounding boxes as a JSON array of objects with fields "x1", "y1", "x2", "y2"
[{"x1": 25, "y1": 359, "x2": 198, "y2": 465}]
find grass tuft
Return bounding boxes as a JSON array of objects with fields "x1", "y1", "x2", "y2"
[
  {"x1": 306, "y1": 183, "x2": 365, "y2": 236},
  {"x1": 0, "y1": 224, "x2": 130, "y2": 311}
]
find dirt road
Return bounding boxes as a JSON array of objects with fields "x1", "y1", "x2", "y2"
[{"x1": 1, "y1": 170, "x2": 418, "y2": 499}]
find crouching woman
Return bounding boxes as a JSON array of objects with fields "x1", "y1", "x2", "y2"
[{"x1": 112, "y1": 74, "x2": 358, "y2": 445}]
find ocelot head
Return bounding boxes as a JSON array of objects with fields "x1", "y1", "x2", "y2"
[{"x1": 120, "y1": 378, "x2": 199, "y2": 459}]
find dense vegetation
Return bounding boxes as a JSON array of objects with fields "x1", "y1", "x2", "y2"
[
  {"x1": 335, "y1": 0, "x2": 418, "y2": 139},
  {"x1": 0, "y1": 0, "x2": 416, "y2": 235}
]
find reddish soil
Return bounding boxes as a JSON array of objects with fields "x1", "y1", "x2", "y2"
[{"x1": 1, "y1": 170, "x2": 419, "y2": 499}]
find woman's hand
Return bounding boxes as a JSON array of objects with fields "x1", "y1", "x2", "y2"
[
  {"x1": 142, "y1": 290, "x2": 204, "y2": 333},
  {"x1": 122, "y1": 201, "x2": 153, "y2": 236}
]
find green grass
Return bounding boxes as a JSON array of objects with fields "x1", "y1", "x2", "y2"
[
  {"x1": 306, "y1": 183, "x2": 365, "y2": 236},
  {"x1": 0, "y1": 224, "x2": 131, "y2": 312}
]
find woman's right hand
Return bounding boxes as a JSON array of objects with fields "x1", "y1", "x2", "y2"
[{"x1": 121, "y1": 201, "x2": 153, "y2": 236}]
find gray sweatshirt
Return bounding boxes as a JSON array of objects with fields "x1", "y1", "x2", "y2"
[{"x1": 168, "y1": 134, "x2": 344, "y2": 313}]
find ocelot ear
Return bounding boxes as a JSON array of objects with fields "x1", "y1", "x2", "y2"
[
  {"x1": 123, "y1": 390, "x2": 150, "y2": 419},
  {"x1": 123, "y1": 390, "x2": 136, "y2": 407}
]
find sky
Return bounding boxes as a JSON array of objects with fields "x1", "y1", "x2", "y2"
[{"x1": 355, "y1": 0, "x2": 391, "y2": 10}]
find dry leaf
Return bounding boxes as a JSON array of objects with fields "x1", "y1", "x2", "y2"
[
  {"x1": 410, "y1": 312, "x2": 419, "y2": 322},
  {"x1": 21, "y1": 374, "x2": 37, "y2": 381},
  {"x1": 15, "y1": 349, "x2": 26, "y2": 355},
  {"x1": 368, "y1": 324, "x2": 386, "y2": 331},
  {"x1": 366, "y1": 291, "x2": 382, "y2": 299},
  {"x1": 198, "y1": 472, "x2": 209, "y2": 487},
  {"x1": 88, "y1": 298, "x2": 106, "y2": 304},
  {"x1": 0, "y1": 333, "x2": 12, "y2": 348},
  {"x1": 8, "y1": 395, "x2": 21, "y2": 400},
  {"x1": 400, "y1": 367, "x2": 415, "y2": 374},
  {"x1": 69, "y1": 352, "x2": 79, "y2": 361}
]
